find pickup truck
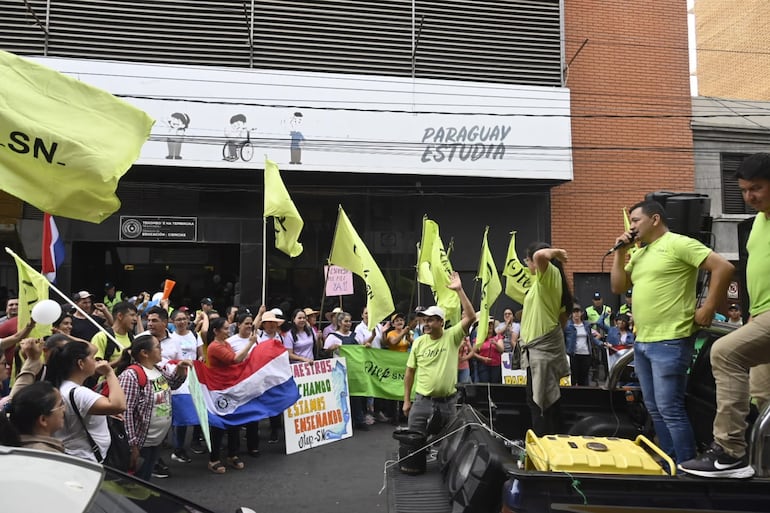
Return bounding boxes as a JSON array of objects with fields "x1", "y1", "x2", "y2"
[{"x1": 386, "y1": 323, "x2": 770, "y2": 513}]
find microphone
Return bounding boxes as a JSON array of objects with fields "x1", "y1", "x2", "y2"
[{"x1": 605, "y1": 232, "x2": 637, "y2": 256}]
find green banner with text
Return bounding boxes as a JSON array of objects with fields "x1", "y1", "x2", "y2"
[{"x1": 339, "y1": 345, "x2": 409, "y2": 400}]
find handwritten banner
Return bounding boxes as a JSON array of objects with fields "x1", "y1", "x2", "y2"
[
  {"x1": 285, "y1": 358, "x2": 352, "y2": 454},
  {"x1": 324, "y1": 264, "x2": 354, "y2": 296}
]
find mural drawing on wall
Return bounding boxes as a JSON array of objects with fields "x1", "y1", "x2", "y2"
[
  {"x1": 165, "y1": 112, "x2": 190, "y2": 159},
  {"x1": 223, "y1": 113, "x2": 254, "y2": 162},
  {"x1": 289, "y1": 111, "x2": 304, "y2": 164}
]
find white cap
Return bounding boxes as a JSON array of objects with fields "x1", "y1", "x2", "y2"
[
  {"x1": 422, "y1": 306, "x2": 445, "y2": 320},
  {"x1": 269, "y1": 308, "x2": 283, "y2": 317}
]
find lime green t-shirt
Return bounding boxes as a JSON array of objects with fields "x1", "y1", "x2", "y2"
[
  {"x1": 747, "y1": 212, "x2": 770, "y2": 317},
  {"x1": 407, "y1": 323, "x2": 466, "y2": 397},
  {"x1": 520, "y1": 262, "x2": 563, "y2": 344},
  {"x1": 625, "y1": 231, "x2": 711, "y2": 342},
  {"x1": 92, "y1": 330, "x2": 132, "y2": 363}
]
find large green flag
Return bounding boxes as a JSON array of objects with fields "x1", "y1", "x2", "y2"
[
  {"x1": 503, "y1": 231, "x2": 531, "y2": 304},
  {"x1": 329, "y1": 206, "x2": 394, "y2": 329},
  {"x1": 475, "y1": 227, "x2": 501, "y2": 345},
  {"x1": 264, "y1": 158, "x2": 304, "y2": 257},
  {"x1": 339, "y1": 345, "x2": 410, "y2": 400},
  {"x1": 416, "y1": 217, "x2": 461, "y2": 328},
  {"x1": 0, "y1": 51, "x2": 153, "y2": 223},
  {"x1": 6, "y1": 248, "x2": 51, "y2": 339}
]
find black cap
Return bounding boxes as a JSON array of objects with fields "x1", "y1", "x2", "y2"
[
  {"x1": 104, "y1": 282, "x2": 114, "y2": 290},
  {"x1": 625, "y1": 289, "x2": 633, "y2": 297},
  {"x1": 200, "y1": 297, "x2": 213, "y2": 305},
  {"x1": 593, "y1": 291, "x2": 601, "y2": 300},
  {"x1": 728, "y1": 304, "x2": 740, "y2": 310}
]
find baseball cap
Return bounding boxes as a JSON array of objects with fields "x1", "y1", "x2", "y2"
[
  {"x1": 104, "y1": 282, "x2": 115, "y2": 290},
  {"x1": 331, "y1": 307, "x2": 343, "y2": 314},
  {"x1": 72, "y1": 291, "x2": 94, "y2": 301},
  {"x1": 593, "y1": 291, "x2": 602, "y2": 300},
  {"x1": 200, "y1": 297, "x2": 213, "y2": 305},
  {"x1": 422, "y1": 306, "x2": 445, "y2": 320},
  {"x1": 728, "y1": 304, "x2": 740, "y2": 310},
  {"x1": 625, "y1": 289, "x2": 633, "y2": 297},
  {"x1": 414, "y1": 306, "x2": 426, "y2": 317}
]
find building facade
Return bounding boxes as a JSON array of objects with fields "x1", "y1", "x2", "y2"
[{"x1": 1, "y1": 1, "x2": 695, "y2": 316}]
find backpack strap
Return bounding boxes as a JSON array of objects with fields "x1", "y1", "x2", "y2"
[{"x1": 126, "y1": 364, "x2": 147, "y2": 388}]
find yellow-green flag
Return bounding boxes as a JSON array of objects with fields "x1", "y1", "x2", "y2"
[
  {"x1": 264, "y1": 158, "x2": 304, "y2": 257},
  {"x1": 417, "y1": 217, "x2": 460, "y2": 328},
  {"x1": 502, "y1": 231, "x2": 531, "y2": 303},
  {"x1": 0, "y1": 51, "x2": 154, "y2": 223},
  {"x1": 475, "y1": 227, "x2": 502, "y2": 346},
  {"x1": 329, "y1": 206, "x2": 394, "y2": 329},
  {"x1": 6, "y1": 247, "x2": 52, "y2": 339}
]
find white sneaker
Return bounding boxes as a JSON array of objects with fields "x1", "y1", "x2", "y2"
[{"x1": 364, "y1": 414, "x2": 376, "y2": 425}]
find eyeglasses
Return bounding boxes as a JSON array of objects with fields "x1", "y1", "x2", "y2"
[{"x1": 48, "y1": 403, "x2": 66, "y2": 414}]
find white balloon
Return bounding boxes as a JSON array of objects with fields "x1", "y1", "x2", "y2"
[
  {"x1": 152, "y1": 292, "x2": 164, "y2": 302},
  {"x1": 31, "y1": 299, "x2": 62, "y2": 324}
]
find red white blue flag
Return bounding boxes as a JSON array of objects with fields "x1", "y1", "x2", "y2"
[
  {"x1": 41, "y1": 213, "x2": 65, "y2": 283},
  {"x1": 171, "y1": 339, "x2": 300, "y2": 429}
]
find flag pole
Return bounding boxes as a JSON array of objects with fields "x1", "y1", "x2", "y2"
[
  {"x1": 316, "y1": 206, "x2": 343, "y2": 353},
  {"x1": 262, "y1": 215, "x2": 268, "y2": 306},
  {"x1": 4, "y1": 247, "x2": 119, "y2": 347}
]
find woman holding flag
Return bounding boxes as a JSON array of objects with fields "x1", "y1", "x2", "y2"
[
  {"x1": 206, "y1": 317, "x2": 256, "y2": 473},
  {"x1": 520, "y1": 242, "x2": 573, "y2": 436}
]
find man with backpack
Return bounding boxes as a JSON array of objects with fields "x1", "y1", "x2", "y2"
[{"x1": 92, "y1": 302, "x2": 138, "y2": 368}]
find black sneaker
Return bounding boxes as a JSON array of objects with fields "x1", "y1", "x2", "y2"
[
  {"x1": 151, "y1": 460, "x2": 170, "y2": 479},
  {"x1": 678, "y1": 443, "x2": 755, "y2": 479},
  {"x1": 190, "y1": 439, "x2": 206, "y2": 454},
  {"x1": 171, "y1": 449, "x2": 192, "y2": 463}
]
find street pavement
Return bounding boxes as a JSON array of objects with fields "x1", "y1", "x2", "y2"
[{"x1": 158, "y1": 419, "x2": 400, "y2": 513}]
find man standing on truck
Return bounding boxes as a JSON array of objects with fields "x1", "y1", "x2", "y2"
[
  {"x1": 610, "y1": 199, "x2": 734, "y2": 464},
  {"x1": 402, "y1": 272, "x2": 475, "y2": 435},
  {"x1": 680, "y1": 153, "x2": 770, "y2": 479}
]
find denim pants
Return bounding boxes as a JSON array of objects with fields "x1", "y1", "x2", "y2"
[
  {"x1": 136, "y1": 445, "x2": 161, "y2": 481},
  {"x1": 633, "y1": 338, "x2": 695, "y2": 463},
  {"x1": 407, "y1": 394, "x2": 456, "y2": 435}
]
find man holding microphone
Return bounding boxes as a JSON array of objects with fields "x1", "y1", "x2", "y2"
[{"x1": 610, "y1": 199, "x2": 734, "y2": 465}]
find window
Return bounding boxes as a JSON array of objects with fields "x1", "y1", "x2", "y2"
[{"x1": 720, "y1": 153, "x2": 755, "y2": 215}]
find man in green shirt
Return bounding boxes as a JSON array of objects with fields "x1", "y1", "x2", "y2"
[
  {"x1": 611, "y1": 199, "x2": 734, "y2": 465},
  {"x1": 403, "y1": 272, "x2": 475, "y2": 435},
  {"x1": 92, "y1": 301, "x2": 138, "y2": 368},
  {"x1": 680, "y1": 153, "x2": 770, "y2": 479}
]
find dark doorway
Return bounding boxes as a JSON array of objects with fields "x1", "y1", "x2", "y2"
[{"x1": 71, "y1": 242, "x2": 239, "y2": 313}]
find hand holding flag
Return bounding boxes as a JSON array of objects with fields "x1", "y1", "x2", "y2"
[{"x1": 417, "y1": 217, "x2": 460, "y2": 327}]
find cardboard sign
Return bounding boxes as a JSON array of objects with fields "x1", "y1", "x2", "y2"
[{"x1": 324, "y1": 265, "x2": 354, "y2": 296}]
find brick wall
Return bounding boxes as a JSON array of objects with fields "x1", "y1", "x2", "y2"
[
  {"x1": 696, "y1": 0, "x2": 770, "y2": 100},
  {"x1": 555, "y1": 1, "x2": 695, "y2": 285}
]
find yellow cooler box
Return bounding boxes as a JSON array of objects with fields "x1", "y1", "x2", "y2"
[{"x1": 524, "y1": 430, "x2": 674, "y2": 476}]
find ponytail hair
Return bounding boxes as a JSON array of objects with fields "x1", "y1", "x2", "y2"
[
  {"x1": 526, "y1": 242, "x2": 574, "y2": 316},
  {"x1": 45, "y1": 338, "x2": 90, "y2": 388},
  {"x1": 208, "y1": 317, "x2": 227, "y2": 342},
  {"x1": 115, "y1": 334, "x2": 157, "y2": 375}
]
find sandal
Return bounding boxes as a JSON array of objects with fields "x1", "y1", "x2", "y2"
[
  {"x1": 208, "y1": 461, "x2": 226, "y2": 474},
  {"x1": 227, "y1": 456, "x2": 245, "y2": 470}
]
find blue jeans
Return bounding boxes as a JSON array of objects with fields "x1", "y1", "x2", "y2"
[
  {"x1": 457, "y1": 368, "x2": 471, "y2": 384},
  {"x1": 136, "y1": 445, "x2": 161, "y2": 481},
  {"x1": 633, "y1": 338, "x2": 695, "y2": 463}
]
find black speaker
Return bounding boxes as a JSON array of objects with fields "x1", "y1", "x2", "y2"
[
  {"x1": 437, "y1": 405, "x2": 486, "y2": 472},
  {"x1": 645, "y1": 191, "x2": 712, "y2": 245},
  {"x1": 445, "y1": 422, "x2": 517, "y2": 513}
]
